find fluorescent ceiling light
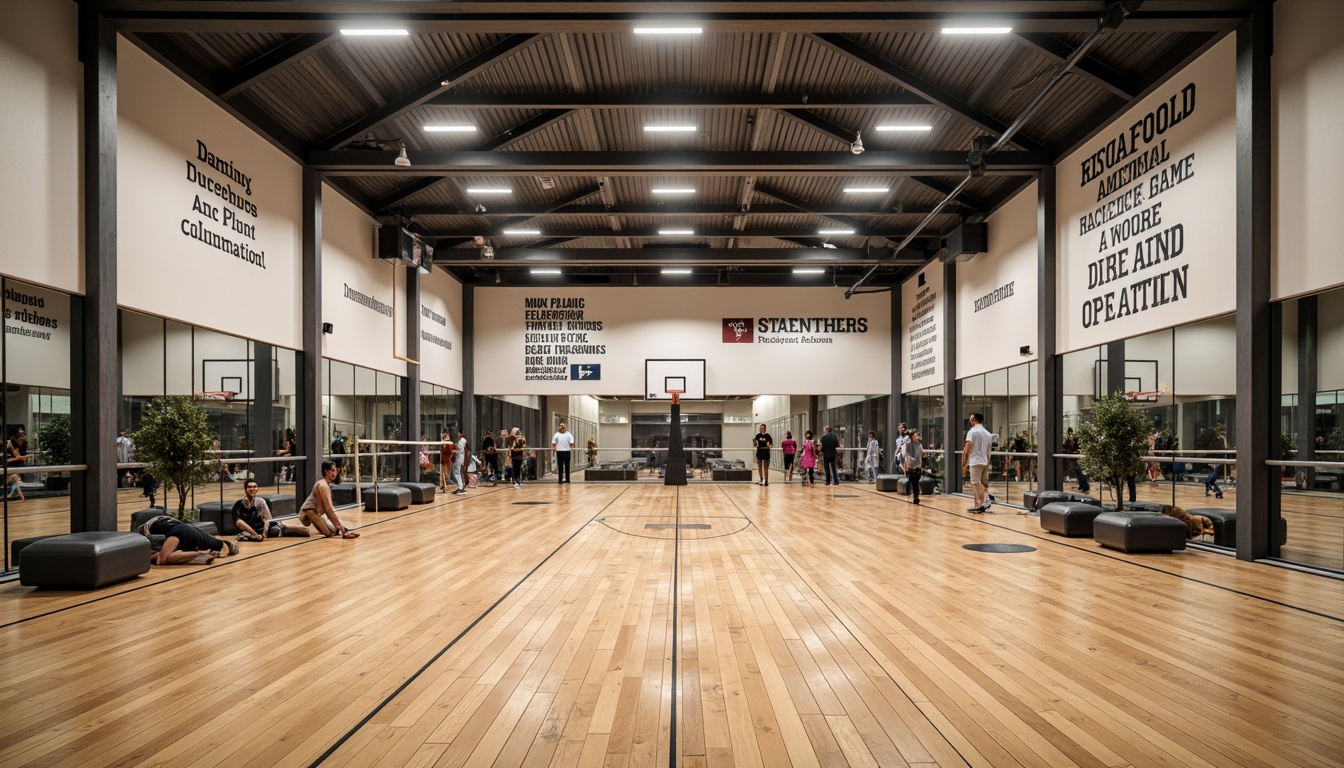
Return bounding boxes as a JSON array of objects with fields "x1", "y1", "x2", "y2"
[
  {"x1": 465, "y1": 187, "x2": 512, "y2": 194},
  {"x1": 941, "y1": 26, "x2": 1013, "y2": 34},
  {"x1": 340, "y1": 28, "x2": 409, "y2": 36},
  {"x1": 423, "y1": 124, "x2": 477, "y2": 132},
  {"x1": 793, "y1": 268, "x2": 826, "y2": 274},
  {"x1": 530, "y1": 268, "x2": 562, "y2": 275},
  {"x1": 818, "y1": 229, "x2": 855, "y2": 235},
  {"x1": 661, "y1": 268, "x2": 693, "y2": 274},
  {"x1": 502, "y1": 229, "x2": 541, "y2": 235},
  {"x1": 843, "y1": 186, "x2": 890, "y2": 194},
  {"x1": 644, "y1": 125, "x2": 698, "y2": 133},
  {"x1": 652, "y1": 187, "x2": 696, "y2": 194},
  {"x1": 875, "y1": 124, "x2": 933, "y2": 132},
  {"x1": 633, "y1": 26, "x2": 703, "y2": 35},
  {"x1": 658, "y1": 229, "x2": 695, "y2": 235}
]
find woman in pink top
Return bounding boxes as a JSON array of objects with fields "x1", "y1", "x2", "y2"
[
  {"x1": 798, "y1": 430, "x2": 818, "y2": 487},
  {"x1": 780, "y1": 431, "x2": 797, "y2": 482}
]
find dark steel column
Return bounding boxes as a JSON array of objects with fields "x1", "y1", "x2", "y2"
[
  {"x1": 1105, "y1": 341, "x2": 1127, "y2": 396},
  {"x1": 1036, "y1": 167, "x2": 1062, "y2": 490},
  {"x1": 942, "y1": 261, "x2": 959, "y2": 493},
  {"x1": 251, "y1": 343, "x2": 275, "y2": 485},
  {"x1": 402, "y1": 267, "x2": 420, "y2": 482},
  {"x1": 73, "y1": 8, "x2": 118, "y2": 532},
  {"x1": 1235, "y1": 1, "x2": 1273, "y2": 561},
  {"x1": 298, "y1": 169, "x2": 323, "y2": 495},
  {"x1": 888, "y1": 288, "x2": 902, "y2": 472},
  {"x1": 461, "y1": 285, "x2": 476, "y2": 443},
  {"x1": 1296, "y1": 297, "x2": 1316, "y2": 490}
]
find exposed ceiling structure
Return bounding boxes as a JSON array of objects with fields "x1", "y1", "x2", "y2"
[{"x1": 90, "y1": 1, "x2": 1250, "y2": 288}]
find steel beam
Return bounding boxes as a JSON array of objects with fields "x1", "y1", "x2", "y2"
[
  {"x1": 779, "y1": 109, "x2": 856, "y2": 145},
  {"x1": 314, "y1": 34, "x2": 541, "y2": 151},
  {"x1": 810, "y1": 33, "x2": 1049, "y2": 154},
  {"x1": 1010, "y1": 32, "x2": 1137, "y2": 100},
  {"x1": 314, "y1": 150, "x2": 1048, "y2": 177},
  {"x1": 910, "y1": 177, "x2": 989, "y2": 214},
  {"x1": 428, "y1": 226, "x2": 940, "y2": 242},
  {"x1": 402, "y1": 202, "x2": 947, "y2": 217},
  {"x1": 217, "y1": 33, "x2": 336, "y2": 98},
  {"x1": 426, "y1": 92, "x2": 929, "y2": 109},
  {"x1": 433, "y1": 248, "x2": 925, "y2": 266}
]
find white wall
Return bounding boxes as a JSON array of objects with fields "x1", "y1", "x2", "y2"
[
  {"x1": 474, "y1": 287, "x2": 889, "y2": 396},
  {"x1": 957, "y1": 181, "x2": 1039, "y2": 376},
  {"x1": 752, "y1": 395, "x2": 792, "y2": 425},
  {"x1": 418, "y1": 267, "x2": 464, "y2": 391},
  {"x1": 1056, "y1": 38, "x2": 1236, "y2": 353},
  {"x1": 568, "y1": 395, "x2": 600, "y2": 425},
  {"x1": 1273, "y1": 0, "x2": 1344, "y2": 300},
  {"x1": 0, "y1": 1, "x2": 82, "y2": 294},
  {"x1": 900, "y1": 263, "x2": 944, "y2": 391},
  {"x1": 117, "y1": 38, "x2": 303, "y2": 349},
  {"x1": 320, "y1": 187, "x2": 407, "y2": 378},
  {"x1": 1318, "y1": 298, "x2": 1344, "y2": 391},
  {"x1": 597, "y1": 399, "x2": 631, "y2": 460}
]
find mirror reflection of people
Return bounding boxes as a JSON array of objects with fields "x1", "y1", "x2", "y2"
[
  {"x1": 753, "y1": 424, "x2": 773, "y2": 486},
  {"x1": 6, "y1": 426, "x2": 29, "y2": 500}
]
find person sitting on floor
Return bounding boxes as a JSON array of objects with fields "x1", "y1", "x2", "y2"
[
  {"x1": 297, "y1": 460, "x2": 360, "y2": 539},
  {"x1": 1159, "y1": 504, "x2": 1215, "y2": 539},
  {"x1": 232, "y1": 479, "x2": 310, "y2": 541},
  {"x1": 138, "y1": 514, "x2": 238, "y2": 565}
]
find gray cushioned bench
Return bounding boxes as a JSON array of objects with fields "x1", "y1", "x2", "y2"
[
  {"x1": 19, "y1": 532, "x2": 151, "y2": 589},
  {"x1": 1093, "y1": 511, "x2": 1187, "y2": 553},
  {"x1": 364, "y1": 486, "x2": 411, "y2": 511},
  {"x1": 393, "y1": 482, "x2": 437, "y2": 504},
  {"x1": 586, "y1": 468, "x2": 637, "y2": 481},
  {"x1": 1023, "y1": 490, "x2": 1102, "y2": 510},
  {"x1": 1188, "y1": 508, "x2": 1287, "y2": 548},
  {"x1": 890, "y1": 475, "x2": 936, "y2": 495},
  {"x1": 875, "y1": 474, "x2": 902, "y2": 492},
  {"x1": 330, "y1": 483, "x2": 374, "y2": 507},
  {"x1": 711, "y1": 468, "x2": 754, "y2": 481},
  {"x1": 12, "y1": 534, "x2": 63, "y2": 565},
  {"x1": 1039, "y1": 501, "x2": 1106, "y2": 537}
]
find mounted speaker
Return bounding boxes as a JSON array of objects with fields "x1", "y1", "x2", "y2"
[{"x1": 943, "y1": 222, "x2": 987, "y2": 263}]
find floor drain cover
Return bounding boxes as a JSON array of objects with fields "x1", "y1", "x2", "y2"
[
  {"x1": 513, "y1": 501, "x2": 552, "y2": 506},
  {"x1": 963, "y1": 543, "x2": 1037, "y2": 553},
  {"x1": 833, "y1": 494, "x2": 860, "y2": 498}
]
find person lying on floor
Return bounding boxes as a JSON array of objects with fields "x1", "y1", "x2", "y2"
[
  {"x1": 232, "y1": 479, "x2": 311, "y2": 541},
  {"x1": 137, "y1": 514, "x2": 238, "y2": 565},
  {"x1": 297, "y1": 460, "x2": 361, "y2": 539},
  {"x1": 1159, "y1": 504, "x2": 1215, "y2": 539}
]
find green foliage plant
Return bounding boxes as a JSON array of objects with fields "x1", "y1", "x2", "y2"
[
  {"x1": 1076, "y1": 391, "x2": 1153, "y2": 511},
  {"x1": 132, "y1": 396, "x2": 216, "y2": 518},
  {"x1": 38, "y1": 415, "x2": 72, "y2": 466}
]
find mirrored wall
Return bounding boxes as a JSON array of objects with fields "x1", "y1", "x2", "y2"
[
  {"x1": 322, "y1": 359, "x2": 404, "y2": 481},
  {"x1": 958, "y1": 361, "x2": 1038, "y2": 501}
]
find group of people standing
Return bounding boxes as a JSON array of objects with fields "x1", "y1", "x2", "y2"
[{"x1": 753, "y1": 424, "x2": 864, "y2": 487}]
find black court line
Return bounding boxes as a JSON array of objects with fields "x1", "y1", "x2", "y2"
[
  {"x1": 844, "y1": 484, "x2": 1344, "y2": 624},
  {"x1": 714, "y1": 485, "x2": 975, "y2": 768},
  {"x1": 307, "y1": 485, "x2": 632, "y2": 768},
  {"x1": 0, "y1": 485, "x2": 514, "y2": 630}
]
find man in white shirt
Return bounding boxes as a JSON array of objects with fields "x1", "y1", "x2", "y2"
[
  {"x1": 962, "y1": 412, "x2": 995, "y2": 513},
  {"x1": 552, "y1": 423, "x2": 575, "y2": 483}
]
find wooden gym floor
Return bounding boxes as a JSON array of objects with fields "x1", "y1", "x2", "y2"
[{"x1": 0, "y1": 477, "x2": 1340, "y2": 767}]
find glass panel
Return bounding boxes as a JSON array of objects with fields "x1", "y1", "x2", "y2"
[
  {"x1": 3, "y1": 279, "x2": 74, "y2": 566},
  {"x1": 1172, "y1": 317, "x2": 1235, "y2": 519}
]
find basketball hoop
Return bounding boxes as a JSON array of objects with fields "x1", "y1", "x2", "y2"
[{"x1": 667, "y1": 389, "x2": 684, "y2": 405}]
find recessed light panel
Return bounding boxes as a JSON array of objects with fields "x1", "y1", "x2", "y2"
[
  {"x1": 661, "y1": 268, "x2": 693, "y2": 274},
  {"x1": 340, "y1": 28, "x2": 409, "y2": 36},
  {"x1": 530, "y1": 268, "x2": 561, "y2": 275},
  {"x1": 502, "y1": 229, "x2": 541, "y2": 235},
  {"x1": 465, "y1": 187, "x2": 512, "y2": 194},
  {"x1": 793, "y1": 268, "x2": 826, "y2": 274},
  {"x1": 941, "y1": 26, "x2": 1013, "y2": 34},
  {"x1": 658, "y1": 229, "x2": 695, "y2": 236},
  {"x1": 644, "y1": 125, "x2": 698, "y2": 133},
  {"x1": 423, "y1": 124, "x2": 477, "y2": 132},
  {"x1": 818, "y1": 229, "x2": 856, "y2": 235},
  {"x1": 843, "y1": 187, "x2": 890, "y2": 194},
  {"x1": 651, "y1": 188, "x2": 697, "y2": 194},
  {"x1": 875, "y1": 124, "x2": 933, "y2": 132},
  {"x1": 633, "y1": 27, "x2": 703, "y2": 35}
]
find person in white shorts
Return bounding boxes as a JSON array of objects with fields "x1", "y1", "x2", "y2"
[{"x1": 962, "y1": 412, "x2": 995, "y2": 513}]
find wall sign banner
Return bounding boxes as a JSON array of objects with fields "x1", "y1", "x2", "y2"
[
  {"x1": 474, "y1": 287, "x2": 890, "y2": 395},
  {"x1": 3, "y1": 282, "x2": 70, "y2": 389},
  {"x1": 956, "y1": 181, "x2": 1040, "y2": 377},
  {"x1": 901, "y1": 265, "x2": 943, "y2": 392},
  {"x1": 419, "y1": 266, "x2": 464, "y2": 390},
  {"x1": 1056, "y1": 38, "x2": 1235, "y2": 354},
  {"x1": 320, "y1": 188, "x2": 406, "y2": 377},
  {"x1": 117, "y1": 38, "x2": 302, "y2": 350}
]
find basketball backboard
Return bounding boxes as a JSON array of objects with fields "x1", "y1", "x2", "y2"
[{"x1": 645, "y1": 359, "x2": 706, "y2": 400}]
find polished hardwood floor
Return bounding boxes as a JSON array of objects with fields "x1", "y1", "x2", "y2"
[{"x1": 0, "y1": 477, "x2": 1340, "y2": 767}]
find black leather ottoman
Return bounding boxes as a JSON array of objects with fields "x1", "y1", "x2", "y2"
[
  {"x1": 876, "y1": 474, "x2": 902, "y2": 492},
  {"x1": 1121, "y1": 501, "x2": 1165, "y2": 513},
  {"x1": 1066, "y1": 492, "x2": 1103, "y2": 506},
  {"x1": 392, "y1": 482, "x2": 438, "y2": 504},
  {"x1": 11, "y1": 535, "x2": 62, "y2": 566},
  {"x1": 712, "y1": 469, "x2": 754, "y2": 481},
  {"x1": 1093, "y1": 511, "x2": 1186, "y2": 553},
  {"x1": 129, "y1": 508, "x2": 168, "y2": 532},
  {"x1": 330, "y1": 483, "x2": 374, "y2": 506},
  {"x1": 1024, "y1": 490, "x2": 1073, "y2": 510},
  {"x1": 363, "y1": 486, "x2": 412, "y2": 511},
  {"x1": 20, "y1": 532, "x2": 151, "y2": 589},
  {"x1": 1039, "y1": 502, "x2": 1106, "y2": 537},
  {"x1": 1192, "y1": 508, "x2": 1236, "y2": 546},
  {"x1": 196, "y1": 501, "x2": 232, "y2": 534},
  {"x1": 262, "y1": 493, "x2": 296, "y2": 518}
]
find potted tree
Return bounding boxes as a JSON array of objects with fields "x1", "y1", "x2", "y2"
[
  {"x1": 1076, "y1": 391, "x2": 1152, "y2": 511},
  {"x1": 132, "y1": 396, "x2": 216, "y2": 520},
  {"x1": 38, "y1": 414, "x2": 72, "y2": 492}
]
